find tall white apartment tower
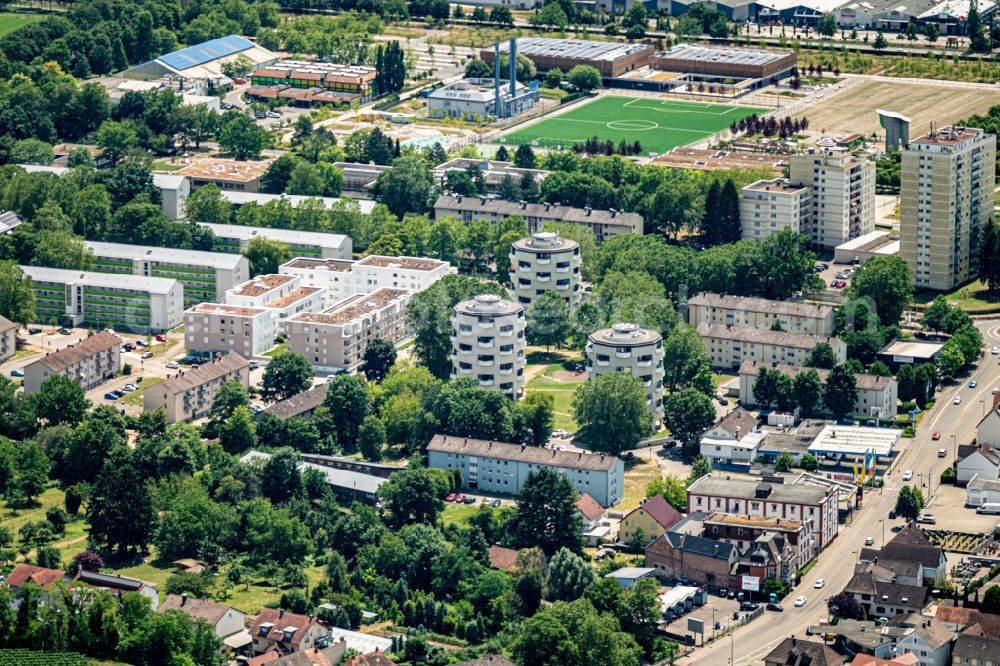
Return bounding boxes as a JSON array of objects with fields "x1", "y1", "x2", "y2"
[
  {"x1": 789, "y1": 150, "x2": 875, "y2": 249},
  {"x1": 451, "y1": 294, "x2": 526, "y2": 399},
  {"x1": 509, "y1": 232, "x2": 582, "y2": 308},
  {"x1": 900, "y1": 126, "x2": 996, "y2": 291}
]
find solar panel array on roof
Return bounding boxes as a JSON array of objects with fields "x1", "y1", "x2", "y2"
[
  {"x1": 159, "y1": 35, "x2": 254, "y2": 71},
  {"x1": 499, "y1": 37, "x2": 648, "y2": 62},
  {"x1": 661, "y1": 44, "x2": 779, "y2": 66}
]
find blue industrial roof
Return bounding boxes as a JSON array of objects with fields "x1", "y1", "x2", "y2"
[{"x1": 158, "y1": 35, "x2": 253, "y2": 71}]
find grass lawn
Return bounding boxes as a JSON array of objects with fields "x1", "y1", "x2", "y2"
[
  {"x1": 3, "y1": 486, "x2": 90, "y2": 565},
  {"x1": 148, "y1": 338, "x2": 178, "y2": 358},
  {"x1": 621, "y1": 458, "x2": 660, "y2": 514},
  {"x1": 524, "y1": 358, "x2": 586, "y2": 431},
  {"x1": 441, "y1": 503, "x2": 480, "y2": 527},
  {"x1": 10, "y1": 348, "x2": 39, "y2": 361},
  {"x1": 0, "y1": 13, "x2": 46, "y2": 38},
  {"x1": 151, "y1": 161, "x2": 185, "y2": 172},
  {"x1": 121, "y1": 377, "x2": 163, "y2": 406},
  {"x1": 264, "y1": 343, "x2": 288, "y2": 357},
  {"x1": 913, "y1": 281, "x2": 1000, "y2": 314},
  {"x1": 502, "y1": 96, "x2": 768, "y2": 153}
]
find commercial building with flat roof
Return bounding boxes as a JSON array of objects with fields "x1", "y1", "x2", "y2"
[
  {"x1": 86, "y1": 241, "x2": 249, "y2": 307},
  {"x1": 184, "y1": 303, "x2": 275, "y2": 359},
  {"x1": 242, "y1": 450, "x2": 386, "y2": 504},
  {"x1": 587, "y1": 323, "x2": 665, "y2": 427},
  {"x1": 427, "y1": 78, "x2": 538, "y2": 120},
  {"x1": 481, "y1": 38, "x2": 654, "y2": 78},
  {"x1": 333, "y1": 162, "x2": 393, "y2": 195},
  {"x1": 22, "y1": 266, "x2": 183, "y2": 333},
  {"x1": 22, "y1": 330, "x2": 120, "y2": 393},
  {"x1": 219, "y1": 191, "x2": 378, "y2": 215},
  {"x1": 286, "y1": 287, "x2": 411, "y2": 373},
  {"x1": 451, "y1": 294, "x2": 526, "y2": 399},
  {"x1": 834, "y1": 230, "x2": 900, "y2": 265},
  {"x1": 249, "y1": 60, "x2": 378, "y2": 104},
  {"x1": 121, "y1": 35, "x2": 276, "y2": 83},
  {"x1": 740, "y1": 178, "x2": 811, "y2": 241},
  {"x1": 738, "y1": 361, "x2": 898, "y2": 418},
  {"x1": 144, "y1": 353, "x2": 249, "y2": 423},
  {"x1": 434, "y1": 194, "x2": 642, "y2": 242},
  {"x1": 900, "y1": 126, "x2": 996, "y2": 291},
  {"x1": 697, "y1": 322, "x2": 846, "y2": 369},
  {"x1": 510, "y1": 232, "x2": 581, "y2": 308},
  {"x1": 789, "y1": 150, "x2": 876, "y2": 250},
  {"x1": 175, "y1": 158, "x2": 273, "y2": 193},
  {"x1": 687, "y1": 292, "x2": 836, "y2": 336},
  {"x1": 427, "y1": 434, "x2": 625, "y2": 507},
  {"x1": 879, "y1": 339, "x2": 944, "y2": 367},
  {"x1": 808, "y1": 424, "x2": 901, "y2": 460},
  {"x1": 652, "y1": 45, "x2": 796, "y2": 80},
  {"x1": 654, "y1": 148, "x2": 789, "y2": 176},
  {"x1": 201, "y1": 223, "x2": 352, "y2": 260},
  {"x1": 687, "y1": 473, "x2": 839, "y2": 550}
]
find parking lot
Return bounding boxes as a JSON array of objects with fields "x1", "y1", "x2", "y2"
[{"x1": 663, "y1": 592, "x2": 744, "y2": 643}]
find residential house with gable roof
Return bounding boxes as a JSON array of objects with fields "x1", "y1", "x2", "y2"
[
  {"x1": 957, "y1": 443, "x2": 1000, "y2": 485},
  {"x1": 764, "y1": 637, "x2": 843, "y2": 666},
  {"x1": 951, "y1": 634, "x2": 1000, "y2": 666},
  {"x1": 894, "y1": 614, "x2": 954, "y2": 666},
  {"x1": 251, "y1": 608, "x2": 326, "y2": 656},
  {"x1": 75, "y1": 570, "x2": 160, "y2": 609},
  {"x1": 158, "y1": 594, "x2": 246, "y2": 641},
  {"x1": 978, "y1": 403, "x2": 1000, "y2": 449},
  {"x1": 699, "y1": 408, "x2": 767, "y2": 467},
  {"x1": 5, "y1": 563, "x2": 71, "y2": 605},
  {"x1": 620, "y1": 495, "x2": 682, "y2": 546},
  {"x1": 858, "y1": 523, "x2": 946, "y2": 584},
  {"x1": 842, "y1": 568, "x2": 929, "y2": 618}
]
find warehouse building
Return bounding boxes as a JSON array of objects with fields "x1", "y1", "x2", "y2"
[
  {"x1": 481, "y1": 38, "x2": 654, "y2": 78},
  {"x1": 201, "y1": 223, "x2": 352, "y2": 260},
  {"x1": 22, "y1": 266, "x2": 183, "y2": 333},
  {"x1": 651, "y1": 45, "x2": 797, "y2": 81},
  {"x1": 248, "y1": 60, "x2": 377, "y2": 105},
  {"x1": 122, "y1": 35, "x2": 277, "y2": 84},
  {"x1": 428, "y1": 434, "x2": 625, "y2": 507},
  {"x1": 434, "y1": 194, "x2": 642, "y2": 242},
  {"x1": 86, "y1": 242, "x2": 249, "y2": 307}
]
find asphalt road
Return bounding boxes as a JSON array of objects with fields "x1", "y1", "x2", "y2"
[{"x1": 680, "y1": 318, "x2": 1000, "y2": 666}]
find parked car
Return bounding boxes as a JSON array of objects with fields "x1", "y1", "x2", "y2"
[
  {"x1": 794, "y1": 596, "x2": 807, "y2": 607},
  {"x1": 992, "y1": 345, "x2": 999, "y2": 355},
  {"x1": 454, "y1": 494, "x2": 466, "y2": 503},
  {"x1": 10, "y1": 369, "x2": 23, "y2": 377},
  {"x1": 104, "y1": 392, "x2": 119, "y2": 400},
  {"x1": 865, "y1": 536, "x2": 874, "y2": 545},
  {"x1": 445, "y1": 493, "x2": 457, "y2": 502},
  {"x1": 155, "y1": 334, "x2": 166, "y2": 342},
  {"x1": 142, "y1": 351, "x2": 153, "y2": 359},
  {"x1": 134, "y1": 339, "x2": 147, "y2": 347},
  {"x1": 248, "y1": 360, "x2": 259, "y2": 370},
  {"x1": 28, "y1": 327, "x2": 41, "y2": 334},
  {"x1": 251, "y1": 405, "x2": 263, "y2": 414},
  {"x1": 918, "y1": 513, "x2": 937, "y2": 524},
  {"x1": 718, "y1": 396, "x2": 729, "y2": 406},
  {"x1": 488, "y1": 499, "x2": 501, "y2": 508},
  {"x1": 595, "y1": 548, "x2": 616, "y2": 560},
  {"x1": 740, "y1": 601, "x2": 759, "y2": 611},
  {"x1": 58, "y1": 327, "x2": 71, "y2": 335},
  {"x1": 112, "y1": 389, "x2": 126, "y2": 398},
  {"x1": 727, "y1": 590, "x2": 736, "y2": 599},
  {"x1": 718, "y1": 587, "x2": 729, "y2": 598},
  {"x1": 970, "y1": 380, "x2": 978, "y2": 388},
  {"x1": 766, "y1": 603, "x2": 784, "y2": 612},
  {"x1": 463, "y1": 496, "x2": 476, "y2": 504},
  {"x1": 165, "y1": 362, "x2": 179, "y2": 369}
]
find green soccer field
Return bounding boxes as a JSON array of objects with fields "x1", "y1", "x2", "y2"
[
  {"x1": 502, "y1": 95, "x2": 770, "y2": 154},
  {"x1": 0, "y1": 13, "x2": 46, "y2": 38}
]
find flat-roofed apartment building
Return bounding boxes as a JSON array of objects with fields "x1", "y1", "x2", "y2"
[
  {"x1": 22, "y1": 266, "x2": 183, "y2": 333},
  {"x1": 144, "y1": 352, "x2": 249, "y2": 423},
  {"x1": 427, "y1": 434, "x2": 625, "y2": 507},
  {"x1": 0, "y1": 315, "x2": 16, "y2": 363},
  {"x1": 174, "y1": 158, "x2": 272, "y2": 193},
  {"x1": 433, "y1": 158, "x2": 549, "y2": 193},
  {"x1": 225, "y1": 274, "x2": 325, "y2": 333},
  {"x1": 587, "y1": 323, "x2": 665, "y2": 427},
  {"x1": 739, "y1": 179, "x2": 811, "y2": 240},
  {"x1": 200, "y1": 223, "x2": 353, "y2": 260},
  {"x1": 286, "y1": 287, "x2": 411, "y2": 373},
  {"x1": 279, "y1": 257, "x2": 356, "y2": 307},
  {"x1": 184, "y1": 303, "x2": 275, "y2": 359},
  {"x1": 22, "y1": 330, "x2": 120, "y2": 393},
  {"x1": 901, "y1": 125, "x2": 996, "y2": 291},
  {"x1": 85, "y1": 242, "x2": 249, "y2": 307},
  {"x1": 687, "y1": 474, "x2": 839, "y2": 551},
  {"x1": 789, "y1": 150, "x2": 875, "y2": 250},
  {"x1": 696, "y1": 322, "x2": 846, "y2": 369},
  {"x1": 434, "y1": 194, "x2": 642, "y2": 243},
  {"x1": 687, "y1": 292, "x2": 836, "y2": 336}
]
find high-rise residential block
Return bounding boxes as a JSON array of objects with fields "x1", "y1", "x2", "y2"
[
  {"x1": 739, "y1": 178, "x2": 811, "y2": 240},
  {"x1": 450, "y1": 294, "x2": 526, "y2": 398},
  {"x1": 586, "y1": 323, "x2": 665, "y2": 427},
  {"x1": 900, "y1": 126, "x2": 996, "y2": 291},
  {"x1": 789, "y1": 150, "x2": 875, "y2": 249},
  {"x1": 509, "y1": 232, "x2": 582, "y2": 308}
]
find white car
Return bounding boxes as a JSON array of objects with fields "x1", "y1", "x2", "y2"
[
  {"x1": 903, "y1": 470, "x2": 913, "y2": 481},
  {"x1": 165, "y1": 362, "x2": 179, "y2": 369},
  {"x1": 814, "y1": 579, "x2": 825, "y2": 589},
  {"x1": 992, "y1": 346, "x2": 999, "y2": 355},
  {"x1": 865, "y1": 536, "x2": 875, "y2": 545},
  {"x1": 954, "y1": 396, "x2": 962, "y2": 405},
  {"x1": 795, "y1": 596, "x2": 807, "y2": 607}
]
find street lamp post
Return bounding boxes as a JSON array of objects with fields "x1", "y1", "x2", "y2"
[
  {"x1": 879, "y1": 518, "x2": 884, "y2": 547},
  {"x1": 952, "y1": 434, "x2": 958, "y2": 461}
]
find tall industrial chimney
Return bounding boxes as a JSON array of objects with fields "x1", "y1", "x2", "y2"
[
  {"x1": 494, "y1": 42, "x2": 501, "y2": 118},
  {"x1": 509, "y1": 37, "x2": 517, "y2": 98}
]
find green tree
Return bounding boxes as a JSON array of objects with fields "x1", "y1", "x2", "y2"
[
  {"x1": 894, "y1": 485, "x2": 925, "y2": 520},
  {"x1": 87, "y1": 447, "x2": 155, "y2": 556},
  {"x1": 573, "y1": 372, "x2": 653, "y2": 455},
  {"x1": 800, "y1": 453, "x2": 820, "y2": 472},
  {"x1": 11, "y1": 138, "x2": 55, "y2": 165},
  {"x1": 794, "y1": 369, "x2": 823, "y2": 417},
  {"x1": 535, "y1": 2, "x2": 569, "y2": 27},
  {"x1": 33, "y1": 374, "x2": 90, "y2": 426},
  {"x1": 512, "y1": 599, "x2": 642, "y2": 666},
  {"x1": 527, "y1": 291, "x2": 572, "y2": 350},
  {"x1": 373, "y1": 156, "x2": 433, "y2": 219},
  {"x1": 95, "y1": 120, "x2": 137, "y2": 165},
  {"x1": 9, "y1": 442, "x2": 48, "y2": 506},
  {"x1": 807, "y1": 342, "x2": 838, "y2": 369},
  {"x1": 219, "y1": 113, "x2": 268, "y2": 160},
  {"x1": 983, "y1": 586, "x2": 1000, "y2": 614},
  {"x1": 185, "y1": 183, "x2": 232, "y2": 224},
  {"x1": 261, "y1": 448, "x2": 302, "y2": 504},
  {"x1": 873, "y1": 31, "x2": 888, "y2": 50},
  {"x1": 322, "y1": 373, "x2": 370, "y2": 449},
  {"x1": 848, "y1": 256, "x2": 912, "y2": 326},
  {"x1": 775, "y1": 451, "x2": 795, "y2": 472},
  {"x1": 30, "y1": 230, "x2": 95, "y2": 270},
  {"x1": 567, "y1": 65, "x2": 602, "y2": 93},
  {"x1": 380, "y1": 467, "x2": 445, "y2": 528},
  {"x1": 0, "y1": 261, "x2": 35, "y2": 327},
  {"x1": 823, "y1": 364, "x2": 858, "y2": 419},
  {"x1": 219, "y1": 405, "x2": 257, "y2": 455},
  {"x1": 923, "y1": 296, "x2": 973, "y2": 334},
  {"x1": 358, "y1": 415, "x2": 386, "y2": 462},
  {"x1": 363, "y1": 338, "x2": 397, "y2": 383},
  {"x1": 897, "y1": 363, "x2": 916, "y2": 402},
  {"x1": 548, "y1": 547, "x2": 596, "y2": 601},
  {"x1": 752, "y1": 367, "x2": 781, "y2": 408},
  {"x1": 515, "y1": 392, "x2": 555, "y2": 446},
  {"x1": 260, "y1": 155, "x2": 297, "y2": 194},
  {"x1": 260, "y1": 351, "x2": 313, "y2": 403},
  {"x1": 243, "y1": 236, "x2": 291, "y2": 275},
  {"x1": 951, "y1": 324, "x2": 983, "y2": 365},
  {"x1": 663, "y1": 388, "x2": 716, "y2": 458},
  {"x1": 817, "y1": 13, "x2": 837, "y2": 36},
  {"x1": 968, "y1": 0, "x2": 989, "y2": 51},
  {"x1": 645, "y1": 474, "x2": 687, "y2": 511},
  {"x1": 507, "y1": 467, "x2": 583, "y2": 555},
  {"x1": 937, "y1": 340, "x2": 966, "y2": 381},
  {"x1": 662, "y1": 324, "x2": 712, "y2": 391},
  {"x1": 514, "y1": 144, "x2": 537, "y2": 169}
]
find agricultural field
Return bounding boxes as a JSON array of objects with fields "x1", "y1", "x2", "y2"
[
  {"x1": 502, "y1": 96, "x2": 768, "y2": 154},
  {"x1": 0, "y1": 13, "x2": 46, "y2": 38},
  {"x1": 794, "y1": 80, "x2": 1000, "y2": 141}
]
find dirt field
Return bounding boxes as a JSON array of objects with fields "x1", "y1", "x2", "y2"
[{"x1": 793, "y1": 80, "x2": 1000, "y2": 140}]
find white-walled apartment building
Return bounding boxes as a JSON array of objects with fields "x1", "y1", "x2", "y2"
[
  {"x1": 900, "y1": 126, "x2": 997, "y2": 291},
  {"x1": 144, "y1": 353, "x2": 250, "y2": 423},
  {"x1": 510, "y1": 232, "x2": 582, "y2": 308},
  {"x1": 451, "y1": 294, "x2": 527, "y2": 398},
  {"x1": 286, "y1": 287, "x2": 411, "y2": 373},
  {"x1": 687, "y1": 474, "x2": 839, "y2": 551},
  {"x1": 433, "y1": 194, "x2": 642, "y2": 243},
  {"x1": 789, "y1": 150, "x2": 875, "y2": 249},
  {"x1": 201, "y1": 223, "x2": 353, "y2": 260},
  {"x1": 586, "y1": 323, "x2": 665, "y2": 427},
  {"x1": 739, "y1": 179, "x2": 811, "y2": 240},
  {"x1": 224, "y1": 274, "x2": 325, "y2": 333},
  {"x1": 184, "y1": 303, "x2": 276, "y2": 359},
  {"x1": 697, "y1": 322, "x2": 847, "y2": 370},
  {"x1": 738, "y1": 361, "x2": 898, "y2": 418},
  {"x1": 22, "y1": 330, "x2": 120, "y2": 393},
  {"x1": 280, "y1": 255, "x2": 451, "y2": 309},
  {"x1": 22, "y1": 266, "x2": 184, "y2": 333},
  {"x1": 86, "y1": 242, "x2": 249, "y2": 307},
  {"x1": 687, "y1": 293, "x2": 836, "y2": 336},
  {"x1": 0, "y1": 315, "x2": 16, "y2": 363}
]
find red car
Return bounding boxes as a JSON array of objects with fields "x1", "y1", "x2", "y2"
[
  {"x1": 445, "y1": 492, "x2": 457, "y2": 502},
  {"x1": 155, "y1": 334, "x2": 166, "y2": 342},
  {"x1": 454, "y1": 493, "x2": 466, "y2": 503},
  {"x1": 832, "y1": 280, "x2": 847, "y2": 289},
  {"x1": 932, "y1": 432, "x2": 941, "y2": 440}
]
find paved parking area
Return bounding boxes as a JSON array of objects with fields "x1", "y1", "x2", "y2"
[
  {"x1": 928, "y1": 483, "x2": 1000, "y2": 534},
  {"x1": 664, "y1": 593, "x2": 744, "y2": 643}
]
